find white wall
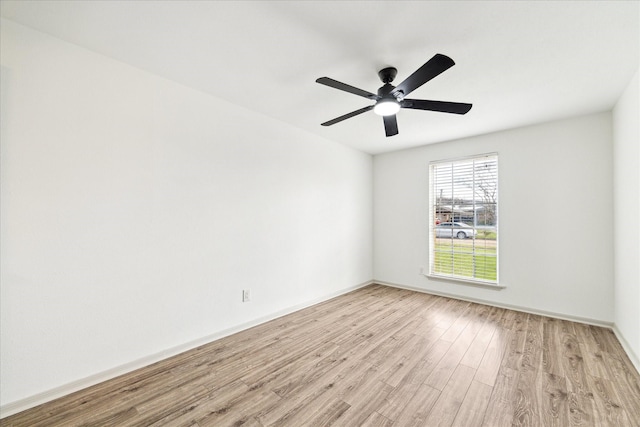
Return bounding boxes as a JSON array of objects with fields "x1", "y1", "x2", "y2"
[
  {"x1": 374, "y1": 113, "x2": 614, "y2": 323},
  {"x1": 613, "y1": 69, "x2": 640, "y2": 366},
  {"x1": 0, "y1": 19, "x2": 372, "y2": 409}
]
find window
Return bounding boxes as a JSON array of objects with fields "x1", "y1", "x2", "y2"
[{"x1": 429, "y1": 153, "x2": 498, "y2": 285}]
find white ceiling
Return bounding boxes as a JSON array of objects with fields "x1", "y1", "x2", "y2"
[{"x1": 1, "y1": 1, "x2": 638, "y2": 154}]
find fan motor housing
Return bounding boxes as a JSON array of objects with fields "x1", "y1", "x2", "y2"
[{"x1": 378, "y1": 67, "x2": 398, "y2": 84}]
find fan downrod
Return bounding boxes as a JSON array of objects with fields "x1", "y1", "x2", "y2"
[{"x1": 378, "y1": 67, "x2": 398, "y2": 84}]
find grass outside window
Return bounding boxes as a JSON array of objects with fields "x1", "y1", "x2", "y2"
[{"x1": 433, "y1": 240, "x2": 497, "y2": 281}]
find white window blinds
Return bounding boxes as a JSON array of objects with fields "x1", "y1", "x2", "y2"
[{"x1": 429, "y1": 153, "x2": 499, "y2": 284}]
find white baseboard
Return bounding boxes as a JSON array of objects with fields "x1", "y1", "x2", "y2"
[
  {"x1": 0, "y1": 280, "x2": 373, "y2": 419},
  {"x1": 375, "y1": 280, "x2": 614, "y2": 328}
]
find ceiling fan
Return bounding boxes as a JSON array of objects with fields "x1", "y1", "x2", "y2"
[{"x1": 316, "y1": 54, "x2": 472, "y2": 137}]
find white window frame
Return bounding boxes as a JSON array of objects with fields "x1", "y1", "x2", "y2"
[{"x1": 428, "y1": 153, "x2": 500, "y2": 287}]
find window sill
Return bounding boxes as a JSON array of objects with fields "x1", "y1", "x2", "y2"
[{"x1": 424, "y1": 273, "x2": 505, "y2": 289}]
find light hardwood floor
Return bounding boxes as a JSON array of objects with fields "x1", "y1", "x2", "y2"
[{"x1": 2, "y1": 284, "x2": 640, "y2": 426}]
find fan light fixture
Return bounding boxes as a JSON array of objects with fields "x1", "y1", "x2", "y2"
[{"x1": 373, "y1": 98, "x2": 400, "y2": 116}]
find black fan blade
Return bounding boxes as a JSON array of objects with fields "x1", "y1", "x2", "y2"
[
  {"x1": 401, "y1": 99, "x2": 472, "y2": 114},
  {"x1": 392, "y1": 54, "x2": 455, "y2": 98},
  {"x1": 316, "y1": 77, "x2": 378, "y2": 100},
  {"x1": 383, "y1": 115, "x2": 398, "y2": 137},
  {"x1": 321, "y1": 105, "x2": 374, "y2": 126}
]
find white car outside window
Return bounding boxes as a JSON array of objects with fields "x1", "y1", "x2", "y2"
[{"x1": 435, "y1": 222, "x2": 477, "y2": 239}]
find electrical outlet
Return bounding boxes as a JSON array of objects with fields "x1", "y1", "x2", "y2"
[{"x1": 242, "y1": 289, "x2": 251, "y2": 302}]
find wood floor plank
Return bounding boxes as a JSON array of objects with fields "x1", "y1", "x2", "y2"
[
  {"x1": 362, "y1": 329, "x2": 415, "y2": 367},
  {"x1": 426, "y1": 322, "x2": 481, "y2": 391},
  {"x1": 376, "y1": 338, "x2": 450, "y2": 421},
  {"x1": 258, "y1": 343, "x2": 342, "y2": 399},
  {"x1": 451, "y1": 380, "x2": 493, "y2": 427},
  {"x1": 440, "y1": 304, "x2": 474, "y2": 342},
  {"x1": 3, "y1": 284, "x2": 640, "y2": 427},
  {"x1": 133, "y1": 378, "x2": 249, "y2": 427},
  {"x1": 391, "y1": 383, "x2": 441, "y2": 427},
  {"x1": 579, "y1": 341, "x2": 612, "y2": 381},
  {"x1": 561, "y1": 327, "x2": 595, "y2": 426},
  {"x1": 255, "y1": 353, "x2": 374, "y2": 425},
  {"x1": 304, "y1": 399, "x2": 351, "y2": 427},
  {"x1": 423, "y1": 364, "x2": 476, "y2": 427},
  {"x1": 360, "y1": 411, "x2": 394, "y2": 427},
  {"x1": 502, "y1": 323, "x2": 527, "y2": 371},
  {"x1": 512, "y1": 313, "x2": 544, "y2": 426},
  {"x1": 182, "y1": 385, "x2": 279, "y2": 427},
  {"x1": 331, "y1": 380, "x2": 393, "y2": 427},
  {"x1": 382, "y1": 335, "x2": 437, "y2": 388},
  {"x1": 434, "y1": 299, "x2": 472, "y2": 331},
  {"x1": 509, "y1": 310, "x2": 529, "y2": 332},
  {"x1": 474, "y1": 327, "x2": 510, "y2": 387},
  {"x1": 542, "y1": 318, "x2": 565, "y2": 377},
  {"x1": 460, "y1": 321, "x2": 496, "y2": 370},
  {"x1": 585, "y1": 373, "x2": 633, "y2": 427},
  {"x1": 603, "y1": 352, "x2": 640, "y2": 421},
  {"x1": 541, "y1": 372, "x2": 568, "y2": 427},
  {"x1": 481, "y1": 367, "x2": 519, "y2": 427}
]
